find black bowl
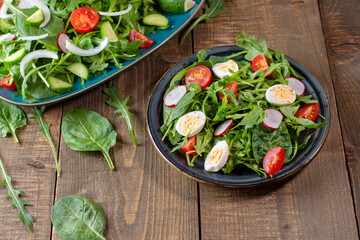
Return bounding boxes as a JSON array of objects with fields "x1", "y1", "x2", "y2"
[{"x1": 147, "y1": 45, "x2": 330, "y2": 187}]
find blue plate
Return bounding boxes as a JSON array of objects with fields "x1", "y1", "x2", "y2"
[
  {"x1": 0, "y1": 0, "x2": 205, "y2": 106},
  {"x1": 147, "y1": 45, "x2": 330, "y2": 188}
]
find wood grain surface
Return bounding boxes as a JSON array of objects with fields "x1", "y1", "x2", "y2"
[
  {"x1": 193, "y1": 0, "x2": 358, "y2": 239},
  {"x1": 319, "y1": 0, "x2": 360, "y2": 231},
  {"x1": 0, "y1": 0, "x2": 359, "y2": 239}
]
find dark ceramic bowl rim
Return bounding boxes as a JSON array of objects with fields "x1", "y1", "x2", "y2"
[{"x1": 147, "y1": 45, "x2": 330, "y2": 188}]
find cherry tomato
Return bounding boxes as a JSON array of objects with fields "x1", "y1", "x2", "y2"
[
  {"x1": 129, "y1": 30, "x2": 154, "y2": 48},
  {"x1": 295, "y1": 103, "x2": 319, "y2": 122},
  {"x1": 263, "y1": 147, "x2": 285, "y2": 174},
  {"x1": 70, "y1": 7, "x2": 99, "y2": 33},
  {"x1": 252, "y1": 54, "x2": 270, "y2": 76},
  {"x1": 219, "y1": 81, "x2": 238, "y2": 103},
  {"x1": 0, "y1": 76, "x2": 16, "y2": 90},
  {"x1": 0, "y1": 2, "x2": 3, "y2": 8},
  {"x1": 185, "y1": 66, "x2": 212, "y2": 89},
  {"x1": 181, "y1": 136, "x2": 197, "y2": 155}
]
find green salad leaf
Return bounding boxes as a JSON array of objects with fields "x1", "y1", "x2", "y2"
[
  {"x1": 180, "y1": 0, "x2": 227, "y2": 44},
  {"x1": 51, "y1": 195, "x2": 107, "y2": 240},
  {"x1": 103, "y1": 82, "x2": 138, "y2": 146},
  {"x1": 28, "y1": 107, "x2": 60, "y2": 176},
  {"x1": 61, "y1": 109, "x2": 117, "y2": 170},
  {"x1": 0, "y1": 158, "x2": 35, "y2": 232},
  {"x1": 0, "y1": 100, "x2": 26, "y2": 143}
]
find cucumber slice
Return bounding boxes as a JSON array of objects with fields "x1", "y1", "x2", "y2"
[
  {"x1": 100, "y1": 21, "x2": 118, "y2": 42},
  {"x1": 25, "y1": 9, "x2": 44, "y2": 26},
  {"x1": 48, "y1": 76, "x2": 73, "y2": 93},
  {"x1": 158, "y1": 0, "x2": 195, "y2": 13},
  {"x1": 143, "y1": 14, "x2": 169, "y2": 28},
  {"x1": 67, "y1": 63, "x2": 90, "y2": 80},
  {"x1": 0, "y1": 19, "x2": 13, "y2": 31},
  {"x1": 3, "y1": 48, "x2": 27, "y2": 65}
]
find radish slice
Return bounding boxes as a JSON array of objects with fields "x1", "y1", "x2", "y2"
[
  {"x1": 164, "y1": 85, "x2": 187, "y2": 107},
  {"x1": 99, "y1": 4, "x2": 132, "y2": 16},
  {"x1": 214, "y1": 119, "x2": 233, "y2": 136},
  {"x1": 65, "y1": 37, "x2": 108, "y2": 57},
  {"x1": 0, "y1": 0, "x2": 14, "y2": 19},
  {"x1": 286, "y1": 77, "x2": 305, "y2": 96},
  {"x1": 20, "y1": 50, "x2": 58, "y2": 78},
  {"x1": 262, "y1": 109, "x2": 283, "y2": 130},
  {"x1": 57, "y1": 33, "x2": 70, "y2": 54},
  {"x1": 18, "y1": 33, "x2": 49, "y2": 41},
  {"x1": 18, "y1": 0, "x2": 50, "y2": 28},
  {"x1": 0, "y1": 33, "x2": 16, "y2": 43}
]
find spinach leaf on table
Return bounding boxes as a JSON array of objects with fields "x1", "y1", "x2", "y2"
[
  {"x1": 252, "y1": 122, "x2": 293, "y2": 164},
  {"x1": 0, "y1": 100, "x2": 26, "y2": 143},
  {"x1": 61, "y1": 109, "x2": 117, "y2": 170},
  {"x1": 51, "y1": 195, "x2": 107, "y2": 240},
  {"x1": 103, "y1": 82, "x2": 138, "y2": 146},
  {"x1": 0, "y1": 158, "x2": 35, "y2": 233},
  {"x1": 28, "y1": 107, "x2": 60, "y2": 176}
]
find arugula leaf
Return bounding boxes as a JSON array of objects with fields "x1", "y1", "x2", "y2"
[
  {"x1": 28, "y1": 107, "x2": 60, "y2": 177},
  {"x1": 0, "y1": 100, "x2": 26, "y2": 143},
  {"x1": 62, "y1": 109, "x2": 117, "y2": 170},
  {"x1": 103, "y1": 82, "x2": 138, "y2": 146},
  {"x1": 0, "y1": 158, "x2": 35, "y2": 232},
  {"x1": 236, "y1": 29, "x2": 272, "y2": 62},
  {"x1": 239, "y1": 106, "x2": 263, "y2": 127},
  {"x1": 279, "y1": 106, "x2": 327, "y2": 128},
  {"x1": 51, "y1": 195, "x2": 107, "y2": 240},
  {"x1": 180, "y1": 0, "x2": 227, "y2": 44}
]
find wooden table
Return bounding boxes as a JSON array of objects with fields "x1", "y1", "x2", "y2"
[{"x1": 1, "y1": 0, "x2": 359, "y2": 239}]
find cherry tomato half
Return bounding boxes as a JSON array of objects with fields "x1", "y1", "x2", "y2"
[
  {"x1": 219, "y1": 81, "x2": 238, "y2": 103},
  {"x1": 185, "y1": 66, "x2": 212, "y2": 89},
  {"x1": 252, "y1": 54, "x2": 270, "y2": 76},
  {"x1": 0, "y1": 2, "x2": 3, "y2": 8},
  {"x1": 181, "y1": 136, "x2": 197, "y2": 155},
  {"x1": 129, "y1": 30, "x2": 154, "y2": 48},
  {"x1": 263, "y1": 147, "x2": 285, "y2": 174},
  {"x1": 295, "y1": 102, "x2": 319, "y2": 122},
  {"x1": 0, "y1": 76, "x2": 16, "y2": 90},
  {"x1": 70, "y1": 7, "x2": 99, "y2": 33}
]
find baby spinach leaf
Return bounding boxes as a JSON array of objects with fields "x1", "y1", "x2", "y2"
[
  {"x1": 51, "y1": 195, "x2": 107, "y2": 240},
  {"x1": 0, "y1": 158, "x2": 35, "y2": 233},
  {"x1": 14, "y1": 8, "x2": 64, "y2": 50},
  {"x1": 103, "y1": 82, "x2": 138, "y2": 146},
  {"x1": 28, "y1": 107, "x2": 60, "y2": 176},
  {"x1": 0, "y1": 100, "x2": 26, "y2": 143},
  {"x1": 61, "y1": 109, "x2": 117, "y2": 170},
  {"x1": 252, "y1": 123, "x2": 293, "y2": 164}
]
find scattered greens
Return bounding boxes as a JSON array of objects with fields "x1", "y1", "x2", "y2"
[
  {"x1": 180, "y1": 0, "x2": 227, "y2": 44},
  {"x1": 28, "y1": 107, "x2": 60, "y2": 176},
  {"x1": 61, "y1": 109, "x2": 117, "y2": 170},
  {"x1": 0, "y1": 0, "x2": 168, "y2": 102},
  {"x1": 161, "y1": 31, "x2": 327, "y2": 175},
  {"x1": 0, "y1": 100, "x2": 26, "y2": 143},
  {"x1": 51, "y1": 195, "x2": 107, "y2": 240},
  {"x1": 103, "y1": 82, "x2": 138, "y2": 146},
  {"x1": 0, "y1": 158, "x2": 35, "y2": 232}
]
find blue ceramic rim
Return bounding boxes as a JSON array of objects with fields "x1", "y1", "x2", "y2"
[
  {"x1": 147, "y1": 45, "x2": 330, "y2": 188},
  {"x1": 0, "y1": 0, "x2": 205, "y2": 107}
]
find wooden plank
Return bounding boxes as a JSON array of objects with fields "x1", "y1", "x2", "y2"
[
  {"x1": 319, "y1": 0, "x2": 360, "y2": 231},
  {"x1": 52, "y1": 37, "x2": 200, "y2": 240},
  {"x1": 0, "y1": 105, "x2": 62, "y2": 239},
  {"x1": 193, "y1": 0, "x2": 358, "y2": 238}
]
